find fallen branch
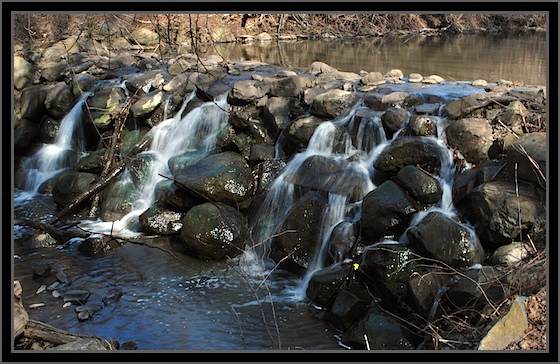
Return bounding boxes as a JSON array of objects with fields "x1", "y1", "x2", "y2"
[
  {"x1": 49, "y1": 136, "x2": 152, "y2": 225},
  {"x1": 14, "y1": 219, "x2": 90, "y2": 241}
]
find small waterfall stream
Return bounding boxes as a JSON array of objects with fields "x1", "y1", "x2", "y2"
[
  {"x1": 79, "y1": 90, "x2": 230, "y2": 235},
  {"x1": 16, "y1": 91, "x2": 92, "y2": 202}
]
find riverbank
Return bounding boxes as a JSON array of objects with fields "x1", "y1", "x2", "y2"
[{"x1": 12, "y1": 15, "x2": 549, "y2": 353}]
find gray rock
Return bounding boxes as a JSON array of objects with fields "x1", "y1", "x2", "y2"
[
  {"x1": 310, "y1": 88, "x2": 359, "y2": 119},
  {"x1": 447, "y1": 266, "x2": 506, "y2": 308},
  {"x1": 445, "y1": 118, "x2": 494, "y2": 164},
  {"x1": 408, "y1": 115, "x2": 438, "y2": 137},
  {"x1": 44, "y1": 82, "x2": 74, "y2": 118},
  {"x1": 490, "y1": 241, "x2": 532, "y2": 267},
  {"x1": 470, "y1": 181, "x2": 545, "y2": 245},
  {"x1": 63, "y1": 289, "x2": 91, "y2": 304},
  {"x1": 477, "y1": 297, "x2": 528, "y2": 350},
  {"x1": 506, "y1": 132, "x2": 546, "y2": 187},
  {"x1": 50, "y1": 338, "x2": 108, "y2": 351}
]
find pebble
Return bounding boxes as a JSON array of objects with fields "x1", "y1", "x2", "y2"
[
  {"x1": 29, "y1": 303, "x2": 45, "y2": 309},
  {"x1": 52, "y1": 290, "x2": 62, "y2": 299},
  {"x1": 35, "y1": 284, "x2": 47, "y2": 295},
  {"x1": 62, "y1": 302, "x2": 72, "y2": 308},
  {"x1": 47, "y1": 281, "x2": 60, "y2": 291}
]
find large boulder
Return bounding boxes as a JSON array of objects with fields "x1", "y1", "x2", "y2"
[
  {"x1": 44, "y1": 82, "x2": 74, "y2": 118},
  {"x1": 395, "y1": 165, "x2": 442, "y2": 205},
  {"x1": 306, "y1": 263, "x2": 352, "y2": 308},
  {"x1": 100, "y1": 180, "x2": 141, "y2": 222},
  {"x1": 470, "y1": 181, "x2": 545, "y2": 246},
  {"x1": 269, "y1": 191, "x2": 328, "y2": 276},
  {"x1": 310, "y1": 88, "x2": 359, "y2": 119},
  {"x1": 381, "y1": 107, "x2": 410, "y2": 136},
  {"x1": 179, "y1": 202, "x2": 247, "y2": 260},
  {"x1": 406, "y1": 211, "x2": 486, "y2": 269},
  {"x1": 173, "y1": 151, "x2": 255, "y2": 206},
  {"x1": 506, "y1": 132, "x2": 546, "y2": 187},
  {"x1": 52, "y1": 171, "x2": 97, "y2": 208},
  {"x1": 373, "y1": 136, "x2": 444, "y2": 177},
  {"x1": 445, "y1": 118, "x2": 494, "y2": 164},
  {"x1": 361, "y1": 180, "x2": 420, "y2": 242}
]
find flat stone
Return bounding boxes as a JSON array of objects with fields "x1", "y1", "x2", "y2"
[{"x1": 477, "y1": 297, "x2": 528, "y2": 350}]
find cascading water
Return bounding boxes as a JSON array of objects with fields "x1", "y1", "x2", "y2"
[
  {"x1": 16, "y1": 91, "x2": 92, "y2": 202},
  {"x1": 79, "y1": 90, "x2": 230, "y2": 236}
]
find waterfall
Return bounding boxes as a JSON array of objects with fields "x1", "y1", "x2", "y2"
[
  {"x1": 79, "y1": 90, "x2": 229, "y2": 236},
  {"x1": 16, "y1": 92, "x2": 92, "y2": 202}
]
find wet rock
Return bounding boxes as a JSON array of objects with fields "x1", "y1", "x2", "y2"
[
  {"x1": 44, "y1": 82, "x2": 74, "y2": 118},
  {"x1": 373, "y1": 136, "x2": 443, "y2": 177},
  {"x1": 380, "y1": 92, "x2": 410, "y2": 108},
  {"x1": 446, "y1": 266, "x2": 506, "y2": 308},
  {"x1": 452, "y1": 160, "x2": 506, "y2": 206},
  {"x1": 56, "y1": 271, "x2": 71, "y2": 284},
  {"x1": 328, "y1": 221, "x2": 359, "y2": 263},
  {"x1": 173, "y1": 151, "x2": 255, "y2": 206},
  {"x1": 362, "y1": 243, "x2": 417, "y2": 299},
  {"x1": 325, "y1": 286, "x2": 370, "y2": 332},
  {"x1": 252, "y1": 159, "x2": 286, "y2": 193},
  {"x1": 267, "y1": 75, "x2": 312, "y2": 98},
  {"x1": 25, "y1": 230, "x2": 60, "y2": 248},
  {"x1": 283, "y1": 115, "x2": 325, "y2": 150},
  {"x1": 445, "y1": 118, "x2": 494, "y2": 164},
  {"x1": 309, "y1": 61, "x2": 339, "y2": 76},
  {"x1": 381, "y1": 107, "x2": 410, "y2": 136},
  {"x1": 407, "y1": 211, "x2": 485, "y2": 269},
  {"x1": 127, "y1": 153, "x2": 157, "y2": 188},
  {"x1": 75, "y1": 148, "x2": 108, "y2": 174},
  {"x1": 71, "y1": 73, "x2": 96, "y2": 96},
  {"x1": 31, "y1": 262, "x2": 52, "y2": 277},
  {"x1": 361, "y1": 180, "x2": 420, "y2": 241},
  {"x1": 342, "y1": 305, "x2": 413, "y2": 350},
  {"x1": 270, "y1": 191, "x2": 328, "y2": 276},
  {"x1": 102, "y1": 288, "x2": 123, "y2": 306},
  {"x1": 75, "y1": 303, "x2": 103, "y2": 321},
  {"x1": 167, "y1": 55, "x2": 197, "y2": 75},
  {"x1": 139, "y1": 203, "x2": 184, "y2": 235},
  {"x1": 100, "y1": 179, "x2": 140, "y2": 222},
  {"x1": 179, "y1": 202, "x2": 247, "y2": 260},
  {"x1": 310, "y1": 88, "x2": 359, "y2": 119},
  {"x1": 163, "y1": 73, "x2": 194, "y2": 94},
  {"x1": 63, "y1": 289, "x2": 91, "y2": 305},
  {"x1": 52, "y1": 171, "x2": 97, "y2": 208},
  {"x1": 408, "y1": 115, "x2": 438, "y2": 137},
  {"x1": 506, "y1": 132, "x2": 546, "y2": 187},
  {"x1": 154, "y1": 180, "x2": 188, "y2": 212},
  {"x1": 396, "y1": 165, "x2": 442, "y2": 205},
  {"x1": 78, "y1": 236, "x2": 123, "y2": 256},
  {"x1": 306, "y1": 262, "x2": 352, "y2": 308},
  {"x1": 470, "y1": 181, "x2": 545, "y2": 246}
]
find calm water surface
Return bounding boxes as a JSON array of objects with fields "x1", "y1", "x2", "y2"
[{"x1": 210, "y1": 32, "x2": 547, "y2": 85}]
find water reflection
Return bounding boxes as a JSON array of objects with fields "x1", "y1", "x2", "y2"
[{"x1": 209, "y1": 32, "x2": 546, "y2": 85}]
